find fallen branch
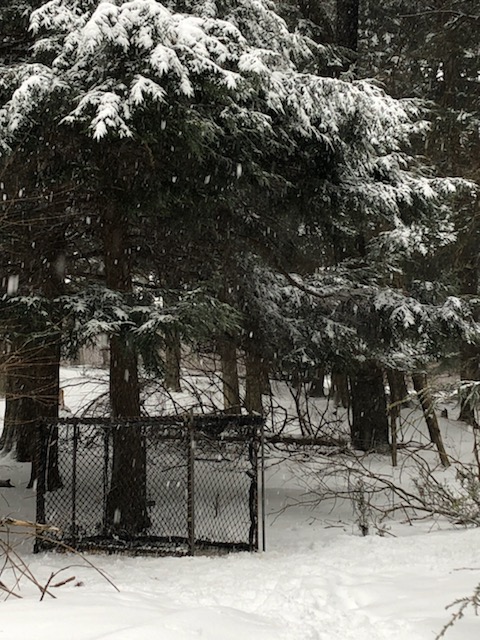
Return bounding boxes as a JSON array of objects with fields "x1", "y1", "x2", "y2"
[
  {"x1": 436, "y1": 582, "x2": 480, "y2": 639},
  {"x1": 0, "y1": 519, "x2": 119, "y2": 600}
]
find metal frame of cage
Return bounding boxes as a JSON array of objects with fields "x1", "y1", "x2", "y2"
[{"x1": 34, "y1": 414, "x2": 265, "y2": 556}]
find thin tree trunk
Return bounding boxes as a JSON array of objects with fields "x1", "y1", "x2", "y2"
[
  {"x1": 165, "y1": 328, "x2": 182, "y2": 392},
  {"x1": 387, "y1": 370, "x2": 409, "y2": 408},
  {"x1": 31, "y1": 339, "x2": 62, "y2": 490},
  {"x1": 459, "y1": 344, "x2": 480, "y2": 424},
  {"x1": 457, "y1": 221, "x2": 480, "y2": 424},
  {"x1": 0, "y1": 344, "x2": 6, "y2": 397},
  {"x1": 218, "y1": 337, "x2": 241, "y2": 414},
  {"x1": 336, "y1": 0, "x2": 359, "y2": 50},
  {"x1": 309, "y1": 369, "x2": 325, "y2": 398},
  {"x1": 244, "y1": 350, "x2": 264, "y2": 415},
  {"x1": 412, "y1": 373, "x2": 450, "y2": 468},
  {"x1": 386, "y1": 370, "x2": 408, "y2": 467},
  {"x1": 350, "y1": 363, "x2": 389, "y2": 452},
  {"x1": 389, "y1": 410, "x2": 398, "y2": 467},
  {"x1": 0, "y1": 360, "x2": 19, "y2": 454},
  {"x1": 329, "y1": 371, "x2": 349, "y2": 408}
]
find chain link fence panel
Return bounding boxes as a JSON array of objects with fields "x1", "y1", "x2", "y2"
[{"x1": 35, "y1": 415, "x2": 264, "y2": 556}]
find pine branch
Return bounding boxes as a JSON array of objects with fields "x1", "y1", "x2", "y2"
[{"x1": 399, "y1": 9, "x2": 479, "y2": 21}]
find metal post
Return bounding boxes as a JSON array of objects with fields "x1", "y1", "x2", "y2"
[
  {"x1": 102, "y1": 426, "x2": 110, "y2": 535},
  {"x1": 71, "y1": 423, "x2": 78, "y2": 543},
  {"x1": 261, "y1": 420, "x2": 266, "y2": 552},
  {"x1": 187, "y1": 417, "x2": 195, "y2": 556},
  {"x1": 34, "y1": 422, "x2": 47, "y2": 554},
  {"x1": 248, "y1": 430, "x2": 258, "y2": 551}
]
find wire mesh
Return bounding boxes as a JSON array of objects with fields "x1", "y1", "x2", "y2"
[{"x1": 35, "y1": 415, "x2": 263, "y2": 556}]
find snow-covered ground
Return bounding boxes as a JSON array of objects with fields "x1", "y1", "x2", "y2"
[{"x1": 1, "y1": 367, "x2": 479, "y2": 639}]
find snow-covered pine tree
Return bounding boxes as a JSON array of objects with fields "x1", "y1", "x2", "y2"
[
  {"x1": 0, "y1": 2, "x2": 45, "y2": 64},
  {"x1": 359, "y1": 0, "x2": 480, "y2": 424},
  {"x1": 333, "y1": 0, "x2": 390, "y2": 451},
  {"x1": 0, "y1": 2, "x2": 72, "y2": 482},
  {"x1": 2, "y1": 0, "x2": 335, "y2": 529}
]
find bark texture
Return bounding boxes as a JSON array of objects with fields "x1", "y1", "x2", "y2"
[
  {"x1": 104, "y1": 204, "x2": 148, "y2": 535},
  {"x1": 244, "y1": 350, "x2": 265, "y2": 415},
  {"x1": 350, "y1": 363, "x2": 389, "y2": 452},
  {"x1": 336, "y1": 0, "x2": 359, "y2": 50},
  {"x1": 218, "y1": 336, "x2": 241, "y2": 414},
  {"x1": 412, "y1": 373, "x2": 450, "y2": 468}
]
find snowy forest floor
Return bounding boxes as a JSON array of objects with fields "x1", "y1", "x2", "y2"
[{"x1": 1, "y1": 366, "x2": 480, "y2": 639}]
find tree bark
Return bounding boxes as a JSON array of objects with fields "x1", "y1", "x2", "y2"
[
  {"x1": 218, "y1": 336, "x2": 241, "y2": 414},
  {"x1": 103, "y1": 204, "x2": 148, "y2": 536},
  {"x1": 244, "y1": 350, "x2": 265, "y2": 415},
  {"x1": 31, "y1": 339, "x2": 62, "y2": 490},
  {"x1": 0, "y1": 343, "x2": 6, "y2": 397},
  {"x1": 1, "y1": 349, "x2": 38, "y2": 460},
  {"x1": 387, "y1": 369, "x2": 410, "y2": 408},
  {"x1": 459, "y1": 344, "x2": 480, "y2": 424},
  {"x1": 0, "y1": 164, "x2": 66, "y2": 487},
  {"x1": 30, "y1": 225, "x2": 65, "y2": 490},
  {"x1": 336, "y1": 0, "x2": 359, "y2": 50},
  {"x1": 329, "y1": 371, "x2": 350, "y2": 408},
  {"x1": 0, "y1": 358, "x2": 20, "y2": 454},
  {"x1": 309, "y1": 368, "x2": 325, "y2": 397},
  {"x1": 412, "y1": 372, "x2": 450, "y2": 468},
  {"x1": 350, "y1": 363, "x2": 389, "y2": 452},
  {"x1": 15, "y1": 354, "x2": 40, "y2": 463},
  {"x1": 165, "y1": 328, "x2": 182, "y2": 392},
  {"x1": 386, "y1": 370, "x2": 408, "y2": 467},
  {"x1": 457, "y1": 211, "x2": 480, "y2": 424},
  {"x1": 1, "y1": 336, "x2": 62, "y2": 490}
]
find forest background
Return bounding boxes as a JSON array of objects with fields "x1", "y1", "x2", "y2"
[{"x1": 0, "y1": 0, "x2": 479, "y2": 532}]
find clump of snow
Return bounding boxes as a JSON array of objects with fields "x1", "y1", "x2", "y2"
[{"x1": 6, "y1": 275, "x2": 19, "y2": 295}]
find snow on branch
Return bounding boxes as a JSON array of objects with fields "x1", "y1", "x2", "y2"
[
  {"x1": 4, "y1": 0, "x2": 429, "y2": 153},
  {"x1": 0, "y1": 64, "x2": 66, "y2": 143}
]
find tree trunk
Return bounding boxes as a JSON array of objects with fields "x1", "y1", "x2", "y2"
[
  {"x1": 386, "y1": 370, "x2": 408, "y2": 467},
  {"x1": 459, "y1": 344, "x2": 480, "y2": 424},
  {"x1": 412, "y1": 372, "x2": 450, "y2": 467},
  {"x1": 350, "y1": 363, "x2": 389, "y2": 452},
  {"x1": 31, "y1": 339, "x2": 62, "y2": 490},
  {"x1": 165, "y1": 328, "x2": 182, "y2": 392},
  {"x1": 103, "y1": 204, "x2": 148, "y2": 536},
  {"x1": 336, "y1": 0, "x2": 359, "y2": 51},
  {"x1": 442, "y1": 52, "x2": 458, "y2": 111},
  {"x1": 329, "y1": 371, "x2": 350, "y2": 408},
  {"x1": 0, "y1": 343, "x2": 6, "y2": 397},
  {"x1": 0, "y1": 360, "x2": 19, "y2": 453},
  {"x1": 109, "y1": 333, "x2": 141, "y2": 417},
  {"x1": 30, "y1": 227, "x2": 65, "y2": 490},
  {"x1": 0, "y1": 337, "x2": 62, "y2": 490},
  {"x1": 309, "y1": 368, "x2": 325, "y2": 397},
  {"x1": 218, "y1": 336, "x2": 241, "y2": 414},
  {"x1": 1, "y1": 350, "x2": 38, "y2": 461},
  {"x1": 106, "y1": 334, "x2": 148, "y2": 535},
  {"x1": 387, "y1": 369, "x2": 410, "y2": 409},
  {"x1": 244, "y1": 350, "x2": 265, "y2": 415},
  {"x1": 457, "y1": 212, "x2": 480, "y2": 424}
]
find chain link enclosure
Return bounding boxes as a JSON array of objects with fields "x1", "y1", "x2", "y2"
[{"x1": 35, "y1": 415, "x2": 264, "y2": 556}]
